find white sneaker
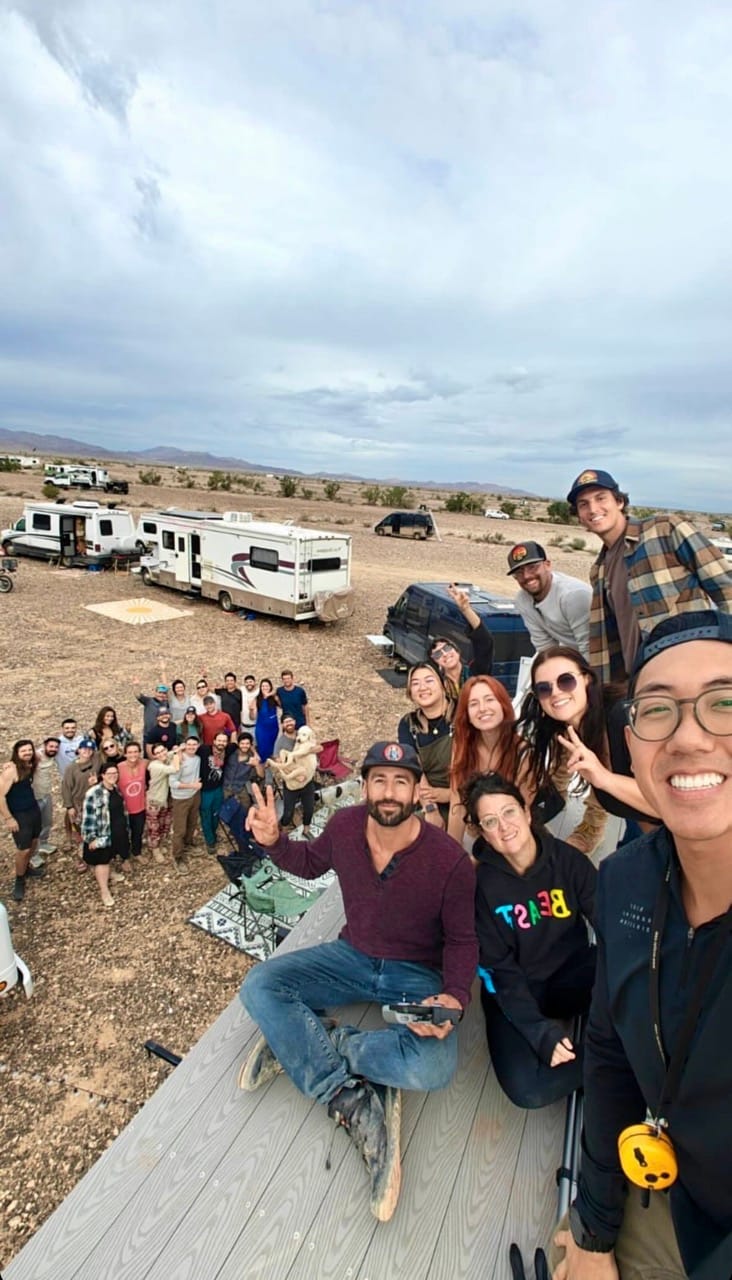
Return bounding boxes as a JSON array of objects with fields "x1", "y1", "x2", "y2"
[
  {"x1": 38, "y1": 843, "x2": 57, "y2": 855},
  {"x1": 30, "y1": 853, "x2": 45, "y2": 869}
]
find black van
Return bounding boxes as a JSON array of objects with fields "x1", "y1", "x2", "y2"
[
  {"x1": 383, "y1": 581, "x2": 532, "y2": 695},
  {"x1": 374, "y1": 511, "x2": 435, "y2": 540}
]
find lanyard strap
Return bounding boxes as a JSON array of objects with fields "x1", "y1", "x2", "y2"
[{"x1": 649, "y1": 856, "x2": 732, "y2": 1116}]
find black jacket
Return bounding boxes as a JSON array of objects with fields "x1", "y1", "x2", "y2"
[
  {"x1": 474, "y1": 830, "x2": 596, "y2": 1063},
  {"x1": 576, "y1": 827, "x2": 732, "y2": 1278},
  {"x1": 197, "y1": 743, "x2": 235, "y2": 791}
]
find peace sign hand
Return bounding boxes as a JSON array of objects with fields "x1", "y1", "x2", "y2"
[
  {"x1": 556, "y1": 725, "x2": 606, "y2": 789},
  {"x1": 245, "y1": 783, "x2": 281, "y2": 846}
]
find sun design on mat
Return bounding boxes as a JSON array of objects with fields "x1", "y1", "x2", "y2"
[{"x1": 124, "y1": 602, "x2": 153, "y2": 616}]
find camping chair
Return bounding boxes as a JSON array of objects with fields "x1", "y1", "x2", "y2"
[
  {"x1": 243, "y1": 876, "x2": 325, "y2": 957},
  {"x1": 316, "y1": 739, "x2": 354, "y2": 784}
]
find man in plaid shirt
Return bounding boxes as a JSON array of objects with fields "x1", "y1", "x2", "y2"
[{"x1": 567, "y1": 468, "x2": 732, "y2": 686}]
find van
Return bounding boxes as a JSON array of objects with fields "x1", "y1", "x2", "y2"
[
  {"x1": 383, "y1": 581, "x2": 533, "y2": 696},
  {"x1": 374, "y1": 511, "x2": 435, "y2": 540}
]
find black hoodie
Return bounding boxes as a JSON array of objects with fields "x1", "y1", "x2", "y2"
[{"x1": 474, "y1": 828, "x2": 596, "y2": 1063}]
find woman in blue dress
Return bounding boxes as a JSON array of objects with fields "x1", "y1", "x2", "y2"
[{"x1": 254, "y1": 678, "x2": 281, "y2": 762}]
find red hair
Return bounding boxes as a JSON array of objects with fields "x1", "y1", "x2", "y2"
[{"x1": 450, "y1": 675, "x2": 522, "y2": 793}]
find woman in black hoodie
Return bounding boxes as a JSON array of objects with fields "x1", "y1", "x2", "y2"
[{"x1": 466, "y1": 772, "x2": 597, "y2": 1109}]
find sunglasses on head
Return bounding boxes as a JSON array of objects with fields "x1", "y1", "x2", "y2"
[
  {"x1": 431, "y1": 643, "x2": 455, "y2": 659},
  {"x1": 532, "y1": 672, "x2": 579, "y2": 699}
]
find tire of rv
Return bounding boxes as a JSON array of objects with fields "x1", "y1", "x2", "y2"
[
  {"x1": 0, "y1": 573, "x2": 13, "y2": 593},
  {"x1": 140, "y1": 566, "x2": 152, "y2": 586},
  {"x1": 135, "y1": 540, "x2": 147, "y2": 553},
  {"x1": 219, "y1": 591, "x2": 234, "y2": 613}
]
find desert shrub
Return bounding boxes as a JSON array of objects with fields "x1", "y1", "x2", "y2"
[
  {"x1": 444, "y1": 492, "x2": 482, "y2": 514},
  {"x1": 323, "y1": 480, "x2": 341, "y2": 501},
  {"x1": 139, "y1": 469, "x2": 162, "y2": 486},
  {"x1": 42, "y1": 481, "x2": 59, "y2": 499},
  {"x1": 279, "y1": 476, "x2": 298, "y2": 497},
  {"x1": 208, "y1": 470, "x2": 232, "y2": 491},
  {"x1": 570, "y1": 537, "x2": 586, "y2": 550},
  {"x1": 362, "y1": 485, "x2": 383, "y2": 504},
  {"x1": 382, "y1": 485, "x2": 412, "y2": 507},
  {"x1": 547, "y1": 500, "x2": 573, "y2": 524},
  {"x1": 499, "y1": 500, "x2": 517, "y2": 518}
]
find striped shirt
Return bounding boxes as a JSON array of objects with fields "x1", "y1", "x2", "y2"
[{"x1": 589, "y1": 514, "x2": 732, "y2": 683}]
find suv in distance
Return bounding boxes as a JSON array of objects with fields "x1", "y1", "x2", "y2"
[
  {"x1": 374, "y1": 511, "x2": 435, "y2": 540},
  {"x1": 484, "y1": 508, "x2": 510, "y2": 520}
]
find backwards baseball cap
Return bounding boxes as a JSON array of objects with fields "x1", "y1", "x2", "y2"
[
  {"x1": 507, "y1": 541, "x2": 547, "y2": 575},
  {"x1": 78, "y1": 737, "x2": 96, "y2": 751},
  {"x1": 566, "y1": 469, "x2": 620, "y2": 506},
  {"x1": 156, "y1": 684, "x2": 169, "y2": 693},
  {"x1": 361, "y1": 740, "x2": 422, "y2": 779},
  {"x1": 629, "y1": 610, "x2": 732, "y2": 693}
]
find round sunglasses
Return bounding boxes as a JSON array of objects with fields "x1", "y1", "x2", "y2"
[{"x1": 532, "y1": 672, "x2": 579, "y2": 699}]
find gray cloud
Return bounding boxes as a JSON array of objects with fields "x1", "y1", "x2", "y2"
[{"x1": 0, "y1": 1, "x2": 731, "y2": 508}]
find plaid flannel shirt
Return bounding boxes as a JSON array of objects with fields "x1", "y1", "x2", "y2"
[
  {"x1": 81, "y1": 783, "x2": 112, "y2": 847},
  {"x1": 589, "y1": 514, "x2": 732, "y2": 683}
]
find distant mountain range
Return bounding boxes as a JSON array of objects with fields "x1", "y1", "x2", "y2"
[{"x1": 0, "y1": 428, "x2": 535, "y2": 496}]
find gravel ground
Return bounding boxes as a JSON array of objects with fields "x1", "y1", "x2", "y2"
[{"x1": 0, "y1": 468, "x2": 601, "y2": 1267}]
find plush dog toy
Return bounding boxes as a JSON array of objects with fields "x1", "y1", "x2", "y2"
[{"x1": 268, "y1": 726, "x2": 318, "y2": 791}]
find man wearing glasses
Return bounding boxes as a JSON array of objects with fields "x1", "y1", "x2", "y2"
[{"x1": 552, "y1": 610, "x2": 732, "y2": 1280}]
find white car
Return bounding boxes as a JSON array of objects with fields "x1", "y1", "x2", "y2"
[{"x1": 484, "y1": 508, "x2": 510, "y2": 520}]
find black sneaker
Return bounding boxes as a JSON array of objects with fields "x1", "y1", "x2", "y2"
[
  {"x1": 328, "y1": 1081, "x2": 402, "y2": 1221},
  {"x1": 25, "y1": 864, "x2": 46, "y2": 879},
  {"x1": 12, "y1": 876, "x2": 25, "y2": 902}
]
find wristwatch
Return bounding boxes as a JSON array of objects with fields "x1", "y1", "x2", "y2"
[{"x1": 568, "y1": 1204, "x2": 614, "y2": 1254}]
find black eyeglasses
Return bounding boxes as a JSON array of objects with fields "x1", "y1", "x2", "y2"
[
  {"x1": 533, "y1": 672, "x2": 578, "y2": 699},
  {"x1": 626, "y1": 688, "x2": 732, "y2": 741}
]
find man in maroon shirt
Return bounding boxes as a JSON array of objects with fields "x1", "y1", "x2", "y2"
[{"x1": 238, "y1": 740, "x2": 477, "y2": 1222}]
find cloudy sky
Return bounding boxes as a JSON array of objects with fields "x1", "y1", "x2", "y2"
[{"x1": 2, "y1": 1, "x2": 732, "y2": 508}]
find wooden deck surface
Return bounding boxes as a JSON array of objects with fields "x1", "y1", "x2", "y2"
[{"x1": 6, "y1": 883, "x2": 568, "y2": 1280}]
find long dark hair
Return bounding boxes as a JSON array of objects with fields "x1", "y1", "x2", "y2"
[
  {"x1": 92, "y1": 705, "x2": 122, "y2": 742},
  {"x1": 517, "y1": 646, "x2": 608, "y2": 794},
  {"x1": 257, "y1": 679, "x2": 278, "y2": 712},
  {"x1": 11, "y1": 739, "x2": 37, "y2": 780},
  {"x1": 406, "y1": 661, "x2": 455, "y2": 730}
]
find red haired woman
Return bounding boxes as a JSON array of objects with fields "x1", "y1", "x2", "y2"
[{"x1": 447, "y1": 676, "x2": 529, "y2": 846}]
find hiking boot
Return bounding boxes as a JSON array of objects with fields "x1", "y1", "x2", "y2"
[
  {"x1": 12, "y1": 876, "x2": 25, "y2": 902},
  {"x1": 238, "y1": 1017, "x2": 338, "y2": 1093},
  {"x1": 328, "y1": 1081, "x2": 402, "y2": 1221},
  {"x1": 25, "y1": 864, "x2": 46, "y2": 879}
]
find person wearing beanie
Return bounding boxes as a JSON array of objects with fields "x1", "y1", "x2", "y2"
[
  {"x1": 237, "y1": 740, "x2": 477, "y2": 1224},
  {"x1": 552, "y1": 611, "x2": 732, "y2": 1280}
]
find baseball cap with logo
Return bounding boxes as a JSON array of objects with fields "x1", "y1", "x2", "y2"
[
  {"x1": 506, "y1": 541, "x2": 547, "y2": 575},
  {"x1": 361, "y1": 741, "x2": 422, "y2": 779},
  {"x1": 566, "y1": 469, "x2": 621, "y2": 507}
]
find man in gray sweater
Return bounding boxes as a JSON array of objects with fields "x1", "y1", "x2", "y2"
[{"x1": 507, "y1": 541, "x2": 591, "y2": 657}]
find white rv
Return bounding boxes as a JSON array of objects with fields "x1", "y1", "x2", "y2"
[
  {"x1": 1, "y1": 500, "x2": 137, "y2": 564},
  {"x1": 138, "y1": 509, "x2": 354, "y2": 622}
]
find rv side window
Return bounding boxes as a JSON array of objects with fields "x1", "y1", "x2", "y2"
[
  {"x1": 142, "y1": 521, "x2": 157, "y2": 535},
  {"x1": 99, "y1": 519, "x2": 113, "y2": 536},
  {"x1": 32, "y1": 513, "x2": 52, "y2": 530},
  {"x1": 162, "y1": 531, "x2": 175, "y2": 550},
  {"x1": 306, "y1": 557, "x2": 342, "y2": 572},
  {"x1": 250, "y1": 546, "x2": 279, "y2": 572}
]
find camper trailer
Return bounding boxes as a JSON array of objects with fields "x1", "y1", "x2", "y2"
[
  {"x1": 138, "y1": 509, "x2": 354, "y2": 622},
  {"x1": 44, "y1": 464, "x2": 129, "y2": 494},
  {"x1": 1, "y1": 500, "x2": 138, "y2": 564}
]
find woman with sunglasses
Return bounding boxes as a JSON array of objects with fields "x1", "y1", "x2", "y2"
[
  {"x1": 397, "y1": 662, "x2": 455, "y2": 825},
  {"x1": 519, "y1": 647, "x2": 656, "y2": 854},
  {"x1": 447, "y1": 675, "x2": 528, "y2": 845},
  {"x1": 465, "y1": 772, "x2": 596, "y2": 1108},
  {"x1": 89, "y1": 706, "x2": 132, "y2": 751}
]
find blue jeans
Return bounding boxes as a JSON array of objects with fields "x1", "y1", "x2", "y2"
[
  {"x1": 240, "y1": 938, "x2": 458, "y2": 1105},
  {"x1": 200, "y1": 786, "x2": 223, "y2": 848}
]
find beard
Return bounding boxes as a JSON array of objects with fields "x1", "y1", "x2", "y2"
[{"x1": 366, "y1": 798, "x2": 416, "y2": 828}]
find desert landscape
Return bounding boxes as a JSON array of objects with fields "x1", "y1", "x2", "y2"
[{"x1": 0, "y1": 461, "x2": 709, "y2": 1267}]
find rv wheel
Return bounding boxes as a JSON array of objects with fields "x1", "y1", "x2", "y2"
[
  {"x1": 135, "y1": 539, "x2": 147, "y2": 553},
  {"x1": 219, "y1": 591, "x2": 234, "y2": 613},
  {"x1": 140, "y1": 566, "x2": 152, "y2": 586},
  {"x1": 0, "y1": 573, "x2": 13, "y2": 593}
]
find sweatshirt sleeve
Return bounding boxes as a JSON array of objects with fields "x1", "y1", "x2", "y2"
[
  {"x1": 397, "y1": 715, "x2": 413, "y2": 747},
  {"x1": 267, "y1": 825, "x2": 336, "y2": 880},
  {"x1": 475, "y1": 878, "x2": 564, "y2": 1063},
  {"x1": 467, "y1": 618, "x2": 494, "y2": 676},
  {"x1": 575, "y1": 870, "x2": 647, "y2": 1241},
  {"x1": 562, "y1": 582, "x2": 592, "y2": 657},
  {"x1": 563, "y1": 841, "x2": 598, "y2": 928}
]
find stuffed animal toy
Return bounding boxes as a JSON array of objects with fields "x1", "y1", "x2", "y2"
[{"x1": 268, "y1": 726, "x2": 318, "y2": 791}]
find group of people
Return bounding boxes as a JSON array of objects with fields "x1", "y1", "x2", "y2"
[
  {"x1": 234, "y1": 468, "x2": 732, "y2": 1280},
  {"x1": 1, "y1": 669, "x2": 312, "y2": 905}
]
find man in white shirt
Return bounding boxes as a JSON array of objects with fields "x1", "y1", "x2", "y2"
[{"x1": 506, "y1": 542, "x2": 591, "y2": 658}]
